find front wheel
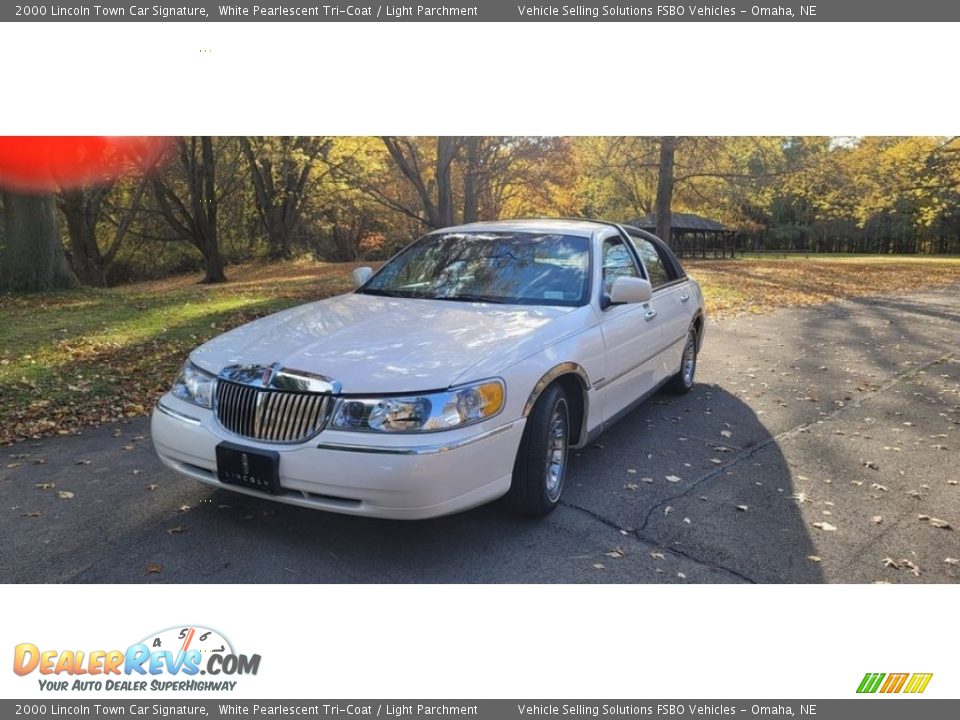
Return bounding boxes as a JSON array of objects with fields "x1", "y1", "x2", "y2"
[
  {"x1": 666, "y1": 327, "x2": 698, "y2": 395},
  {"x1": 506, "y1": 384, "x2": 570, "y2": 517}
]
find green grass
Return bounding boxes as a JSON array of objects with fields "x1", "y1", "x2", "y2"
[{"x1": 0, "y1": 260, "x2": 363, "y2": 444}]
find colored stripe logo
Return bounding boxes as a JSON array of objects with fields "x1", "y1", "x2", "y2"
[{"x1": 857, "y1": 672, "x2": 933, "y2": 694}]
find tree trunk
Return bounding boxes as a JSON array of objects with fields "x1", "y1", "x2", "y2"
[
  {"x1": 655, "y1": 136, "x2": 676, "y2": 244},
  {"x1": 59, "y1": 189, "x2": 108, "y2": 287},
  {"x1": 1, "y1": 192, "x2": 79, "y2": 292},
  {"x1": 462, "y1": 137, "x2": 481, "y2": 224},
  {"x1": 267, "y1": 220, "x2": 293, "y2": 260},
  {"x1": 201, "y1": 242, "x2": 227, "y2": 284},
  {"x1": 436, "y1": 137, "x2": 457, "y2": 227}
]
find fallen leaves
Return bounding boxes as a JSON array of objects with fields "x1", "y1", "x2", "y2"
[
  {"x1": 813, "y1": 521, "x2": 837, "y2": 532},
  {"x1": 604, "y1": 548, "x2": 626, "y2": 559},
  {"x1": 57, "y1": 490, "x2": 75, "y2": 500},
  {"x1": 918, "y1": 515, "x2": 953, "y2": 530},
  {"x1": 871, "y1": 515, "x2": 883, "y2": 524},
  {"x1": 807, "y1": 555, "x2": 822, "y2": 563},
  {"x1": 165, "y1": 526, "x2": 188, "y2": 535},
  {"x1": 145, "y1": 563, "x2": 163, "y2": 575},
  {"x1": 883, "y1": 557, "x2": 923, "y2": 576},
  {"x1": 34, "y1": 482, "x2": 55, "y2": 490},
  {"x1": 666, "y1": 475, "x2": 681, "y2": 483}
]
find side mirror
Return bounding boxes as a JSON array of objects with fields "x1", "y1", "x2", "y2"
[
  {"x1": 352, "y1": 266, "x2": 374, "y2": 287},
  {"x1": 609, "y1": 276, "x2": 653, "y2": 305}
]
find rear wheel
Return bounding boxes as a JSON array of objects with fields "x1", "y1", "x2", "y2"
[
  {"x1": 506, "y1": 384, "x2": 570, "y2": 516},
  {"x1": 666, "y1": 327, "x2": 698, "y2": 395}
]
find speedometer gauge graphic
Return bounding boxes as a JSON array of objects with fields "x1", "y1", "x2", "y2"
[{"x1": 139, "y1": 626, "x2": 233, "y2": 658}]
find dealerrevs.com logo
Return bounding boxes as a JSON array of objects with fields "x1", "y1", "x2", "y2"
[
  {"x1": 13, "y1": 626, "x2": 261, "y2": 693},
  {"x1": 857, "y1": 672, "x2": 933, "y2": 694}
]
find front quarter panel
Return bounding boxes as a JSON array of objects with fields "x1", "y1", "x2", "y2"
[{"x1": 490, "y1": 318, "x2": 607, "y2": 448}]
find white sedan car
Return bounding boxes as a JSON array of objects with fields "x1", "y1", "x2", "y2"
[{"x1": 151, "y1": 219, "x2": 705, "y2": 519}]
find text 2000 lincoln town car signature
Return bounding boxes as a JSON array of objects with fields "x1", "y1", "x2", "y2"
[{"x1": 151, "y1": 219, "x2": 706, "y2": 519}]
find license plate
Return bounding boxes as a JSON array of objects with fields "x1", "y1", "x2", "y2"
[{"x1": 216, "y1": 442, "x2": 281, "y2": 495}]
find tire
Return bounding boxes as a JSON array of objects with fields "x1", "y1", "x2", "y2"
[
  {"x1": 506, "y1": 383, "x2": 570, "y2": 517},
  {"x1": 666, "y1": 327, "x2": 698, "y2": 395}
]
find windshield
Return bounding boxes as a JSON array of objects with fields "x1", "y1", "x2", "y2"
[{"x1": 358, "y1": 231, "x2": 591, "y2": 307}]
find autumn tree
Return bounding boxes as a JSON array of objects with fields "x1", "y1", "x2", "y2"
[
  {"x1": 343, "y1": 137, "x2": 574, "y2": 232},
  {"x1": 58, "y1": 177, "x2": 150, "y2": 286},
  {"x1": 376, "y1": 136, "x2": 461, "y2": 229},
  {"x1": 239, "y1": 136, "x2": 332, "y2": 259},
  {"x1": 152, "y1": 137, "x2": 228, "y2": 283}
]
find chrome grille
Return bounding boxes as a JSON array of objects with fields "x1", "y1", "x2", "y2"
[{"x1": 214, "y1": 380, "x2": 331, "y2": 444}]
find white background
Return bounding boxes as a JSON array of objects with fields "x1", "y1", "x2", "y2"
[{"x1": 1, "y1": 20, "x2": 957, "y2": 701}]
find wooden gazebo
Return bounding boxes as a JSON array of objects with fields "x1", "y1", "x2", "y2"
[{"x1": 626, "y1": 212, "x2": 738, "y2": 259}]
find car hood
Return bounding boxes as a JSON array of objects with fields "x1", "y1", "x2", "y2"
[{"x1": 190, "y1": 292, "x2": 580, "y2": 393}]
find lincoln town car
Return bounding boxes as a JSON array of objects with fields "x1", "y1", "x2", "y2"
[{"x1": 151, "y1": 219, "x2": 706, "y2": 518}]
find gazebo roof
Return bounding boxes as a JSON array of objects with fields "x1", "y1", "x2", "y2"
[{"x1": 626, "y1": 212, "x2": 733, "y2": 233}]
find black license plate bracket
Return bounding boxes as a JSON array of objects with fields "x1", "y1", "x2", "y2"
[{"x1": 215, "y1": 442, "x2": 281, "y2": 495}]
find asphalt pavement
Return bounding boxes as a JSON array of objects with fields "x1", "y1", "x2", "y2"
[{"x1": 2, "y1": 284, "x2": 958, "y2": 583}]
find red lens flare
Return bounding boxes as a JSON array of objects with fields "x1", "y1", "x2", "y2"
[{"x1": 0, "y1": 136, "x2": 171, "y2": 193}]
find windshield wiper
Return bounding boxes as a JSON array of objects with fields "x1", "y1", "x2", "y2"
[
  {"x1": 432, "y1": 294, "x2": 510, "y2": 304},
  {"x1": 357, "y1": 288, "x2": 425, "y2": 299}
]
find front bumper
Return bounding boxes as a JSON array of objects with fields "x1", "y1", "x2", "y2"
[{"x1": 150, "y1": 394, "x2": 524, "y2": 519}]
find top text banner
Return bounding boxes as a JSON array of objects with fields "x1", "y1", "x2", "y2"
[{"x1": 4, "y1": 1, "x2": 960, "y2": 22}]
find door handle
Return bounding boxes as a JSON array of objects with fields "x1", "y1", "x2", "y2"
[
  {"x1": 679, "y1": 293, "x2": 690, "y2": 303},
  {"x1": 644, "y1": 309, "x2": 658, "y2": 321}
]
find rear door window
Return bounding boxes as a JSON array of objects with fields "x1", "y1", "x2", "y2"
[{"x1": 634, "y1": 237, "x2": 673, "y2": 289}]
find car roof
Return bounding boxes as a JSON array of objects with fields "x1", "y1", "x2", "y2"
[{"x1": 432, "y1": 218, "x2": 613, "y2": 238}]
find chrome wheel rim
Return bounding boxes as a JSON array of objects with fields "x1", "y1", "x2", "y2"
[
  {"x1": 681, "y1": 334, "x2": 697, "y2": 387},
  {"x1": 544, "y1": 398, "x2": 569, "y2": 503}
]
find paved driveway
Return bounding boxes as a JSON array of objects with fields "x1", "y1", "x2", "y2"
[{"x1": 2, "y1": 285, "x2": 958, "y2": 583}]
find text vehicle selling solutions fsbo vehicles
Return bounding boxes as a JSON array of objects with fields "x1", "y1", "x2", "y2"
[{"x1": 151, "y1": 219, "x2": 706, "y2": 519}]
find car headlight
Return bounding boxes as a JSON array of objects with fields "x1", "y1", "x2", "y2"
[
  {"x1": 171, "y1": 360, "x2": 216, "y2": 409},
  {"x1": 330, "y1": 379, "x2": 505, "y2": 433}
]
